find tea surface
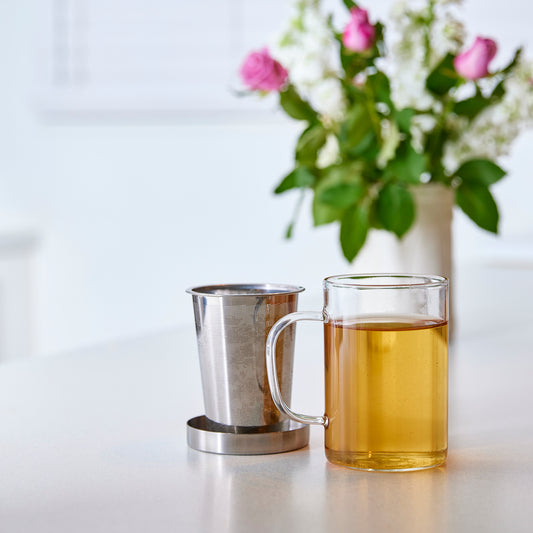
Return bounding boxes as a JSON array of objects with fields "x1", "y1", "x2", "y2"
[{"x1": 324, "y1": 316, "x2": 448, "y2": 470}]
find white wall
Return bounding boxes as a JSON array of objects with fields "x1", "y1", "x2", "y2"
[{"x1": 1, "y1": 0, "x2": 532, "y2": 357}]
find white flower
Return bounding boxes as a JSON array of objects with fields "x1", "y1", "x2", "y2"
[
  {"x1": 411, "y1": 114, "x2": 437, "y2": 152},
  {"x1": 387, "y1": 4, "x2": 434, "y2": 109},
  {"x1": 377, "y1": 120, "x2": 401, "y2": 168},
  {"x1": 271, "y1": 1, "x2": 343, "y2": 122},
  {"x1": 443, "y1": 58, "x2": 533, "y2": 171},
  {"x1": 316, "y1": 134, "x2": 340, "y2": 169},
  {"x1": 288, "y1": 53, "x2": 329, "y2": 86},
  {"x1": 391, "y1": 68, "x2": 435, "y2": 110},
  {"x1": 388, "y1": 0, "x2": 465, "y2": 111},
  {"x1": 301, "y1": 5, "x2": 331, "y2": 38},
  {"x1": 307, "y1": 78, "x2": 346, "y2": 122},
  {"x1": 432, "y1": 12, "x2": 465, "y2": 58},
  {"x1": 268, "y1": 0, "x2": 533, "y2": 179},
  {"x1": 390, "y1": 0, "x2": 410, "y2": 22},
  {"x1": 503, "y1": 60, "x2": 533, "y2": 122}
]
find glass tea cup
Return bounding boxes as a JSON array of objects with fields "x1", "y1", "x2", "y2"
[{"x1": 266, "y1": 274, "x2": 448, "y2": 471}]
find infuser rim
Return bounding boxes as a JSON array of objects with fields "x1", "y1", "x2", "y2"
[
  {"x1": 324, "y1": 274, "x2": 448, "y2": 290},
  {"x1": 186, "y1": 283, "x2": 305, "y2": 297}
]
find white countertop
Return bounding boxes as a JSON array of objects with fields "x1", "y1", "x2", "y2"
[{"x1": 0, "y1": 321, "x2": 532, "y2": 532}]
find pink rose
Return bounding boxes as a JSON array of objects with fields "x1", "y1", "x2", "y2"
[
  {"x1": 453, "y1": 37, "x2": 498, "y2": 80},
  {"x1": 342, "y1": 7, "x2": 376, "y2": 52},
  {"x1": 239, "y1": 48, "x2": 288, "y2": 92}
]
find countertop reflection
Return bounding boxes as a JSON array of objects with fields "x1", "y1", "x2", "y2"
[{"x1": 0, "y1": 320, "x2": 532, "y2": 532}]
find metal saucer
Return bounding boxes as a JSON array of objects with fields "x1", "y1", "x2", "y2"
[{"x1": 187, "y1": 415, "x2": 309, "y2": 455}]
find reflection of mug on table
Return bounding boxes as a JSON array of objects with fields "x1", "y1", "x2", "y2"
[{"x1": 266, "y1": 274, "x2": 448, "y2": 471}]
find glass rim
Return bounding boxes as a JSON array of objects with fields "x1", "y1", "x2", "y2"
[
  {"x1": 324, "y1": 274, "x2": 448, "y2": 290},
  {"x1": 186, "y1": 283, "x2": 305, "y2": 297}
]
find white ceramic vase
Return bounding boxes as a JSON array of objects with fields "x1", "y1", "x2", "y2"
[
  {"x1": 353, "y1": 183, "x2": 454, "y2": 330},
  {"x1": 396, "y1": 183, "x2": 454, "y2": 282},
  {"x1": 396, "y1": 183, "x2": 455, "y2": 333}
]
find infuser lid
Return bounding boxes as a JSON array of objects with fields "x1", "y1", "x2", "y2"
[{"x1": 186, "y1": 416, "x2": 309, "y2": 455}]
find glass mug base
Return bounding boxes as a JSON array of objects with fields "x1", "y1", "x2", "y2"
[{"x1": 325, "y1": 448, "x2": 447, "y2": 471}]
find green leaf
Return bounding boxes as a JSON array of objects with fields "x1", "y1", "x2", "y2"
[
  {"x1": 491, "y1": 79, "x2": 505, "y2": 100},
  {"x1": 343, "y1": 81, "x2": 366, "y2": 104},
  {"x1": 340, "y1": 50, "x2": 367, "y2": 79},
  {"x1": 312, "y1": 163, "x2": 363, "y2": 226},
  {"x1": 424, "y1": 127, "x2": 447, "y2": 171},
  {"x1": 368, "y1": 197, "x2": 384, "y2": 229},
  {"x1": 384, "y1": 142, "x2": 426, "y2": 184},
  {"x1": 426, "y1": 53, "x2": 459, "y2": 95},
  {"x1": 349, "y1": 130, "x2": 379, "y2": 159},
  {"x1": 393, "y1": 108, "x2": 415, "y2": 134},
  {"x1": 454, "y1": 78, "x2": 508, "y2": 120},
  {"x1": 340, "y1": 204, "x2": 369, "y2": 262},
  {"x1": 342, "y1": 0, "x2": 358, "y2": 10},
  {"x1": 318, "y1": 183, "x2": 365, "y2": 208},
  {"x1": 376, "y1": 183, "x2": 415, "y2": 238},
  {"x1": 367, "y1": 72, "x2": 392, "y2": 108},
  {"x1": 453, "y1": 96, "x2": 491, "y2": 120},
  {"x1": 279, "y1": 85, "x2": 317, "y2": 122},
  {"x1": 455, "y1": 159, "x2": 506, "y2": 186},
  {"x1": 295, "y1": 124, "x2": 327, "y2": 166},
  {"x1": 456, "y1": 181, "x2": 499, "y2": 233},
  {"x1": 285, "y1": 223, "x2": 294, "y2": 239},
  {"x1": 339, "y1": 103, "x2": 374, "y2": 157},
  {"x1": 313, "y1": 196, "x2": 344, "y2": 226},
  {"x1": 274, "y1": 166, "x2": 316, "y2": 194},
  {"x1": 374, "y1": 22, "x2": 385, "y2": 54},
  {"x1": 498, "y1": 47, "x2": 523, "y2": 76}
]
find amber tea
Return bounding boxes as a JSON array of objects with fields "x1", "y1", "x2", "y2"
[
  {"x1": 266, "y1": 274, "x2": 449, "y2": 471},
  {"x1": 324, "y1": 316, "x2": 448, "y2": 471}
]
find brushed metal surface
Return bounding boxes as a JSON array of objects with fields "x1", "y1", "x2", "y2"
[
  {"x1": 186, "y1": 416, "x2": 309, "y2": 455},
  {"x1": 186, "y1": 284, "x2": 304, "y2": 427}
]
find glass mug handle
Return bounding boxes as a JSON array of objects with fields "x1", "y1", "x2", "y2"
[{"x1": 266, "y1": 311, "x2": 328, "y2": 427}]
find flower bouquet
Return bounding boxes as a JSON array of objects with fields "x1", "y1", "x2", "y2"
[{"x1": 239, "y1": 0, "x2": 533, "y2": 262}]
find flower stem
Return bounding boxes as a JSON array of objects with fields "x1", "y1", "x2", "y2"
[
  {"x1": 285, "y1": 188, "x2": 307, "y2": 239},
  {"x1": 423, "y1": 0, "x2": 437, "y2": 68}
]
